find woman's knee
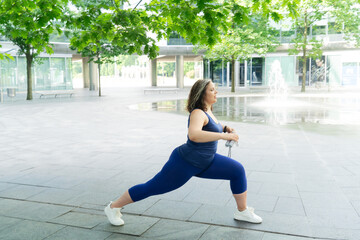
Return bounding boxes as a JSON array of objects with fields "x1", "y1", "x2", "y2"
[{"x1": 232, "y1": 161, "x2": 246, "y2": 178}]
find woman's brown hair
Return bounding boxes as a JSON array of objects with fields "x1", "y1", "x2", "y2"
[{"x1": 186, "y1": 79, "x2": 212, "y2": 112}]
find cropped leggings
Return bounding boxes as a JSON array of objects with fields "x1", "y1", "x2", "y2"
[{"x1": 128, "y1": 149, "x2": 247, "y2": 202}]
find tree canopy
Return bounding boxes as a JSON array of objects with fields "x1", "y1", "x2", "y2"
[
  {"x1": 0, "y1": 0, "x2": 68, "y2": 100},
  {"x1": 282, "y1": 0, "x2": 360, "y2": 92}
]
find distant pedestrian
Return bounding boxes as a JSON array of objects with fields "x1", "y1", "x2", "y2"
[{"x1": 104, "y1": 79, "x2": 262, "y2": 225}]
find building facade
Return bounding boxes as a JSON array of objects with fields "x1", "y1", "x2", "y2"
[
  {"x1": 1, "y1": 14, "x2": 360, "y2": 92},
  {"x1": 204, "y1": 17, "x2": 360, "y2": 89}
]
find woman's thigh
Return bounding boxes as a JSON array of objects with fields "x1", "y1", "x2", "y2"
[
  {"x1": 196, "y1": 153, "x2": 246, "y2": 180},
  {"x1": 129, "y1": 149, "x2": 201, "y2": 201},
  {"x1": 196, "y1": 153, "x2": 247, "y2": 194}
]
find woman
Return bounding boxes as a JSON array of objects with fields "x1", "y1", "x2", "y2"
[{"x1": 104, "y1": 79, "x2": 262, "y2": 225}]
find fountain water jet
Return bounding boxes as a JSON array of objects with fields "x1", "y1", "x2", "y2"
[{"x1": 251, "y1": 60, "x2": 309, "y2": 124}]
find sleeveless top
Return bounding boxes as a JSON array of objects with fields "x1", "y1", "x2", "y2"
[{"x1": 177, "y1": 110, "x2": 223, "y2": 169}]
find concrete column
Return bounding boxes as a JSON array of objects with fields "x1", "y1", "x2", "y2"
[
  {"x1": 227, "y1": 62, "x2": 230, "y2": 87},
  {"x1": 150, "y1": 59, "x2": 157, "y2": 87},
  {"x1": 114, "y1": 56, "x2": 119, "y2": 79},
  {"x1": 221, "y1": 60, "x2": 224, "y2": 86},
  {"x1": 89, "y1": 60, "x2": 98, "y2": 91},
  {"x1": 176, "y1": 55, "x2": 184, "y2": 88},
  {"x1": 244, "y1": 60, "x2": 248, "y2": 88},
  {"x1": 82, "y1": 57, "x2": 90, "y2": 88},
  {"x1": 208, "y1": 60, "x2": 211, "y2": 79},
  {"x1": 235, "y1": 60, "x2": 240, "y2": 87}
]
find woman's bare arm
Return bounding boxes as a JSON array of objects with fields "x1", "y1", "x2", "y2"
[{"x1": 188, "y1": 109, "x2": 238, "y2": 143}]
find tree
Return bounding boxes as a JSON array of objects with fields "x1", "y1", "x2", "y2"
[
  {"x1": 67, "y1": 0, "x2": 158, "y2": 96},
  {"x1": 198, "y1": 14, "x2": 279, "y2": 92},
  {"x1": 286, "y1": 0, "x2": 325, "y2": 92},
  {"x1": 145, "y1": 0, "x2": 297, "y2": 47},
  {"x1": 0, "y1": 0, "x2": 67, "y2": 100},
  {"x1": 328, "y1": 0, "x2": 360, "y2": 46},
  {"x1": 285, "y1": 0, "x2": 360, "y2": 92}
]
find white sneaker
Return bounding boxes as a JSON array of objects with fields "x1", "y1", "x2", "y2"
[
  {"x1": 234, "y1": 207, "x2": 262, "y2": 223},
  {"x1": 104, "y1": 202, "x2": 124, "y2": 226},
  {"x1": 248, "y1": 206, "x2": 254, "y2": 213}
]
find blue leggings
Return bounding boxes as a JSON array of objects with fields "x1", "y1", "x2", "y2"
[{"x1": 128, "y1": 149, "x2": 247, "y2": 202}]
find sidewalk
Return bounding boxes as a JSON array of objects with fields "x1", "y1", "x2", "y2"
[{"x1": 0, "y1": 87, "x2": 359, "y2": 240}]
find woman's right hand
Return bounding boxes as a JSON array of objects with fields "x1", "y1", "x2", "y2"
[{"x1": 222, "y1": 132, "x2": 239, "y2": 142}]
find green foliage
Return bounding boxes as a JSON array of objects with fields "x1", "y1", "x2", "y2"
[
  {"x1": 199, "y1": 14, "x2": 279, "y2": 62},
  {"x1": 0, "y1": 49, "x2": 14, "y2": 61},
  {"x1": 284, "y1": 0, "x2": 360, "y2": 91},
  {"x1": 157, "y1": 62, "x2": 175, "y2": 77},
  {"x1": 328, "y1": 0, "x2": 360, "y2": 47},
  {"x1": 0, "y1": 0, "x2": 67, "y2": 59},
  {"x1": 0, "y1": 0, "x2": 68, "y2": 100},
  {"x1": 68, "y1": 2, "x2": 159, "y2": 65},
  {"x1": 100, "y1": 62, "x2": 115, "y2": 76},
  {"x1": 145, "y1": 0, "x2": 252, "y2": 47},
  {"x1": 117, "y1": 55, "x2": 139, "y2": 67}
]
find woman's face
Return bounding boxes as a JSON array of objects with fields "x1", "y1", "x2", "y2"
[{"x1": 204, "y1": 81, "x2": 218, "y2": 106}]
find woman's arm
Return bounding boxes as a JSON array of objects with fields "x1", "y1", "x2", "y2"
[
  {"x1": 188, "y1": 110, "x2": 238, "y2": 143},
  {"x1": 221, "y1": 124, "x2": 235, "y2": 133}
]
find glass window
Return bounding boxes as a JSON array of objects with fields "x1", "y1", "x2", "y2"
[
  {"x1": 239, "y1": 61, "x2": 245, "y2": 87},
  {"x1": 34, "y1": 58, "x2": 50, "y2": 91},
  {"x1": 211, "y1": 60, "x2": 224, "y2": 87},
  {"x1": 310, "y1": 56, "x2": 326, "y2": 86},
  {"x1": 312, "y1": 25, "x2": 326, "y2": 35},
  {"x1": 265, "y1": 56, "x2": 296, "y2": 87},
  {"x1": 296, "y1": 57, "x2": 311, "y2": 86},
  {"x1": 167, "y1": 31, "x2": 192, "y2": 45},
  {"x1": 342, "y1": 62, "x2": 358, "y2": 86},
  {"x1": 0, "y1": 57, "x2": 17, "y2": 88},
  {"x1": 281, "y1": 56, "x2": 296, "y2": 86},
  {"x1": 17, "y1": 57, "x2": 27, "y2": 91},
  {"x1": 327, "y1": 55, "x2": 341, "y2": 86},
  {"x1": 65, "y1": 58, "x2": 73, "y2": 89},
  {"x1": 250, "y1": 58, "x2": 264, "y2": 86},
  {"x1": 281, "y1": 30, "x2": 295, "y2": 43},
  {"x1": 328, "y1": 22, "x2": 339, "y2": 34},
  {"x1": 50, "y1": 58, "x2": 66, "y2": 90},
  {"x1": 204, "y1": 59, "x2": 210, "y2": 79}
]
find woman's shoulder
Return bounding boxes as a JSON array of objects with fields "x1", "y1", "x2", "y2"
[
  {"x1": 191, "y1": 108, "x2": 206, "y2": 116},
  {"x1": 190, "y1": 109, "x2": 208, "y2": 122}
]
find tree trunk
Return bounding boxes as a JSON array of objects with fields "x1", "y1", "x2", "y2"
[
  {"x1": 301, "y1": 10, "x2": 308, "y2": 93},
  {"x1": 26, "y1": 52, "x2": 33, "y2": 100},
  {"x1": 301, "y1": 54, "x2": 307, "y2": 93},
  {"x1": 98, "y1": 59, "x2": 101, "y2": 97},
  {"x1": 231, "y1": 59, "x2": 235, "y2": 93}
]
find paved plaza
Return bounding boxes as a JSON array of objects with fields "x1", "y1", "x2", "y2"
[{"x1": 0, "y1": 87, "x2": 360, "y2": 240}]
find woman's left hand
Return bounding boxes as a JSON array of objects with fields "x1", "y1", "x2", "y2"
[{"x1": 226, "y1": 126, "x2": 235, "y2": 133}]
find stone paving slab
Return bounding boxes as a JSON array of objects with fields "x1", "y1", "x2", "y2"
[
  {"x1": 49, "y1": 211, "x2": 106, "y2": 229},
  {"x1": 1, "y1": 200, "x2": 74, "y2": 222},
  {"x1": 94, "y1": 214, "x2": 160, "y2": 236},
  {"x1": 273, "y1": 197, "x2": 306, "y2": 216},
  {"x1": 28, "y1": 188, "x2": 81, "y2": 205},
  {"x1": 121, "y1": 198, "x2": 160, "y2": 215},
  {"x1": 0, "y1": 184, "x2": 48, "y2": 200},
  {"x1": 106, "y1": 233, "x2": 152, "y2": 240},
  {"x1": 0, "y1": 220, "x2": 65, "y2": 240},
  {"x1": 43, "y1": 226, "x2": 112, "y2": 240},
  {"x1": 1, "y1": 87, "x2": 360, "y2": 239},
  {"x1": 0, "y1": 216, "x2": 22, "y2": 232},
  {"x1": 199, "y1": 225, "x2": 264, "y2": 240},
  {"x1": 141, "y1": 219, "x2": 209, "y2": 240},
  {"x1": 142, "y1": 199, "x2": 202, "y2": 221}
]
